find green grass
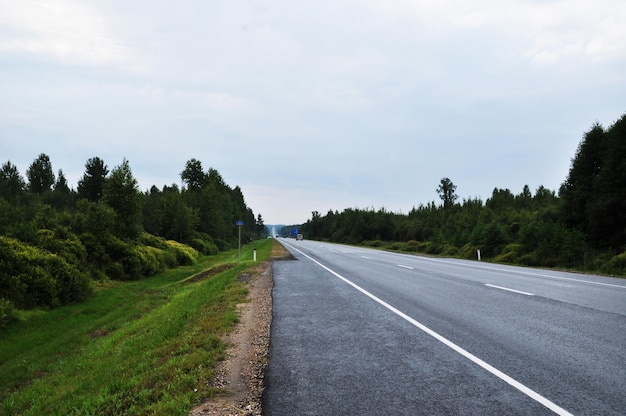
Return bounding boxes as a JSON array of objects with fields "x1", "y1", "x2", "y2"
[{"x1": 0, "y1": 239, "x2": 272, "y2": 416}]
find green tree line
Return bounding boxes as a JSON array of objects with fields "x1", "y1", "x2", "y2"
[
  {"x1": 0, "y1": 156, "x2": 264, "y2": 328},
  {"x1": 299, "y1": 113, "x2": 626, "y2": 276}
]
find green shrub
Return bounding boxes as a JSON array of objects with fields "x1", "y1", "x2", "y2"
[
  {"x1": 163, "y1": 249, "x2": 178, "y2": 268},
  {"x1": 441, "y1": 244, "x2": 459, "y2": 256},
  {"x1": 603, "y1": 252, "x2": 626, "y2": 276},
  {"x1": 35, "y1": 228, "x2": 88, "y2": 268},
  {"x1": 423, "y1": 242, "x2": 443, "y2": 254},
  {"x1": 165, "y1": 240, "x2": 198, "y2": 266},
  {"x1": 133, "y1": 245, "x2": 165, "y2": 277},
  {"x1": 495, "y1": 244, "x2": 522, "y2": 264},
  {"x1": 189, "y1": 238, "x2": 218, "y2": 255},
  {"x1": 389, "y1": 242, "x2": 404, "y2": 251},
  {"x1": 362, "y1": 240, "x2": 384, "y2": 248},
  {"x1": 213, "y1": 238, "x2": 231, "y2": 251},
  {"x1": 46, "y1": 254, "x2": 92, "y2": 304},
  {"x1": 518, "y1": 253, "x2": 540, "y2": 267},
  {"x1": 0, "y1": 236, "x2": 91, "y2": 309},
  {"x1": 0, "y1": 298, "x2": 16, "y2": 329},
  {"x1": 459, "y1": 244, "x2": 480, "y2": 260},
  {"x1": 139, "y1": 232, "x2": 169, "y2": 250},
  {"x1": 403, "y1": 240, "x2": 420, "y2": 252}
]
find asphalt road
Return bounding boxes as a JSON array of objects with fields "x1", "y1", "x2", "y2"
[{"x1": 262, "y1": 239, "x2": 626, "y2": 415}]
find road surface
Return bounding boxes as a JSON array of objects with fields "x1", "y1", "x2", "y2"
[{"x1": 263, "y1": 239, "x2": 626, "y2": 415}]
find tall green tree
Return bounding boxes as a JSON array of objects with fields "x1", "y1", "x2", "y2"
[
  {"x1": 53, "y1": 169, "x2": 70, "y2": 194},
  {"x1": 77, "y1": 157, "x2": 109, "y2": 202},
  {"x1": 560, "y1": 123, "x2": 605, "y2": 234},
  {"x1": 560, "y1": 115, "x2": 626, "y2": 249},
  {"x1": 181, "y1": 158, "x2": 206, "y2": 191},
  {"x1": 437, "y1": 177, "x2": 458, "y2": 209},
  {"x1": 587, "y1": 115, "x2": 626, "y2": 248},
  {"x1": 256, "y1": 213, "x2": 265, "y2": 236},
  {"x1": 104, "y1": 158, "x2": 141, "y2": 240},
  {"x1": 26, "y1": 153, "x2": 55, "y2": 194},
  {"x1": 50, "y1": 169, "x2": 75, "y2": 209},
  {"x1": 0, "y1": 161, "x2": 26, "y2": 201}
]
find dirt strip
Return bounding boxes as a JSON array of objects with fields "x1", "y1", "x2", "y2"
[{"x1": 190, "y1": 242, "x2": 291, "y2": 415}]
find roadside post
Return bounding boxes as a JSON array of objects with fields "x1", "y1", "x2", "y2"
[
  {"x1": 253, "y1": 248, "x2": 257, "y2": 262},
  {"x1": 236, "y1": 220, "x2": 244, "y2": 261}
]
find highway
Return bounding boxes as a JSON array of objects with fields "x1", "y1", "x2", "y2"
[{"x1": 262, "y1": 239, "x2": 626, "y2": 415}]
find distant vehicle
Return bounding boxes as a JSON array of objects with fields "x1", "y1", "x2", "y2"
[{"x1": 296, "y1": 233, "x2": 304, "y2": 241}]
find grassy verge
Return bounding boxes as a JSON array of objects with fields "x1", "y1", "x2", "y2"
[{"x1": 0, "y1": 239, "x2": 272, "y2": 416}]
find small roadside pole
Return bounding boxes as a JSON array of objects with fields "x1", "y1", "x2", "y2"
[
  {"x1": 236, "y1": 220, "x2": 244, "y2": 261},
  {"x1": 477, "y1": 248, "x2": 481, "y2": 261}
]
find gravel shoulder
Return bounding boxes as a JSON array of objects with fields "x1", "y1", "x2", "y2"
[{"x1": 190, "y1": 241, "x2": 291, "y2": 416}]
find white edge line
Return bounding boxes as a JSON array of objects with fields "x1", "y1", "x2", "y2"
[
  {"x1": 284, "y1": 242, "x2": 574, "y2": 416},
  {"x1": 485, "y1": 284, "x2": 535, "y2": 296}
]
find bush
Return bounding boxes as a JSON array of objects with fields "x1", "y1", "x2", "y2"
[
  {"x1": 35, "y1": 228, "x2": 89, "y2": 277},
  {"x1": 139, "y1": 232, "x2": 169, "y2": 250},
  {"x1": 441, "y1": 244, "x2": 459, "y2": 256},
  {"x1": 0, "y1": 236, "x2": 91, "y2": 309},
  {"x1": 403, "y1": 240, "x2": 420, "y2": 252},
  {"x1": 213, "y1": 238, "x2": 231, "y2": 251},
  {"x1": 518, "y1": 253, "x2": 540, "y2": 267},
  {"x1": 189, "y1": 238, "x2": 219, "y2": 255},
  {"x1": 165, "y1": 240, "x2": 198, "y2": 266},
  {"x1": 459, "y1": 244, "x2": 480, "y2": 260},
  {"x1": 389, "y1": 242, "x2": 404, "y2": 251},
  {"x1": 495, "y1": 244, "x2": 522, "y2": 264},
  {"x1": 423, "y1": 242, "x2": 443, "y2": 254},
  {"x1": 133, "y1": 245, "x2": 165, "y2": 277},
  {"x1": 362, "y1": 240, "x2": 384, "y2": 248},
  {"x1": 603, "y1": 252, "x2": 626, "y2": 276},
  {"x1": 0, "y1": 298, "x2": 16, "y2": 329},
  {"x1": 46, "y1": 254, "x2": 92, "y2": 304}
]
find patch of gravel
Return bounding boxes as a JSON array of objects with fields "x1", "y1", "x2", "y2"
[{"x1": 191, "y1": 242, "x2": 290, "y2": 416}]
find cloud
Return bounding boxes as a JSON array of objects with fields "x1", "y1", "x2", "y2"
[
  {"x1": 369, "y1": 0, "x2": 626, "y2": 65},
  {"x1": 0, "y1": 0, "x2": 139, "y2": 68}
]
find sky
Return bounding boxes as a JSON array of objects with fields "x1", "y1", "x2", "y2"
[{"x1": 1, "y1": 0, "x2": 625, "y2": 225}]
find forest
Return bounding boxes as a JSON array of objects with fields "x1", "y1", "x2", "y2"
[
  {"x1": 297, "y1": 114, "x2": 626, "y2": 277},
  {"x1": 0, "y1": 157, "x2": 265, "y2": 328}
]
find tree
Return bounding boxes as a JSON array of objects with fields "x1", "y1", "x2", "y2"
[
  {"x1": 181, "y1": 158, "x2": 206, "y2": 191},
  {"x1": 77, "y1": 157, "x2": 109, "y2": 202},
  {"x1": 436, "y1": 177, "x2": 458, "y2": 209},
  {"x1": 50, "y1": 169, "x2": 74, "y2": 209},
  {"x1": 560, "y1": 115, "x2": 626, "y2": 248},
  {"x1": 104, "y1": 158, "x2": 141, "y2": 239},
  {"x1": 26, "y1": 153, "x2": 55, "y2": 194},
  {"x1": 0, "y1": 161, "x2": 26, "y2": 201},
  {"x1": 256, "y1": 213, "x2": 265, "y2": 236},
  {"x1": 586, "y1": 115, "x2": 626, "y2": 248},
  {"x1": 54, "y1": 169, "x2": 70, "y2": 194}
]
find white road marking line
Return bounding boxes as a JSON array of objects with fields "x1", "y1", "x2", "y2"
[
  {"x1": 485, "y1": 284, "x2": 535, "y2": 296},
  {"x1": 284, "y1": 242, "x2": 574, "y2": 416},
  {"x1": 398, "y1": 264, "x2": 414, "y2": 270},
  {"x1": 361, "y1": 256, "x2": 370, "y2": 259},
  {"x1": 412, "y1": 257, "x2": 625, "y2": 289}
]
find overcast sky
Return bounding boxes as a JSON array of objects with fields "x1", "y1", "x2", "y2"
[{"x1": 1, "y1": 0, "x2": 624, "y2": 225}]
